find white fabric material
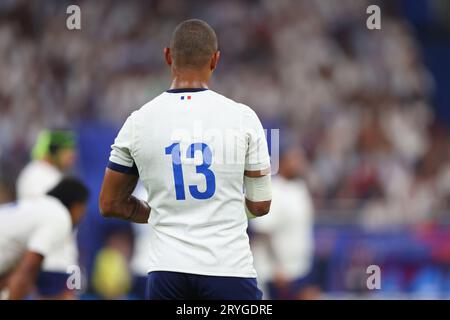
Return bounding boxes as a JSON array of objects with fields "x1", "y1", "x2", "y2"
[
  {"x1": 109, "y1": 89, "x2": 271, "y2": 277},
  {"x1": 130, "y1": 182, "x2": 151, "y2": 276},
  {"x1": 0, "y1": 197, "x2": 72, "y2": 275},
  {"x1": 15, "y1": 160, "x2": 77, "y2": 272},
  {"x1": 251, "y1": 176, "x2": 314, "y2": 282},
  {"x1": 244, "y1": 175, "x2": 272, "y2": 202},
  {"x1": 16, "y1": 160, "x2": 62, "y2": 200}
]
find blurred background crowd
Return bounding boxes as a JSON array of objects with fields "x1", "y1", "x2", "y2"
[{"x1": 1, "y1": 0, "x2": 450, "y2": 299}]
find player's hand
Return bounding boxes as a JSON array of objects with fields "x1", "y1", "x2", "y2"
[{"x1": 273, "y1": 271, "x2": 289, "y2": 291}]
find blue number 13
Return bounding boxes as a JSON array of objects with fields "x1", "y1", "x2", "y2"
[{"x1": 165, "y1": 142, "x2": 216, "y2": 200}]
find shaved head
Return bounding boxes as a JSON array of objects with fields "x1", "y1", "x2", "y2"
[{"x1": 169, "y1": 19, "x2": 218, "y2": 69}]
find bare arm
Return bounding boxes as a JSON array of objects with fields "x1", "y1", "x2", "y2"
[
  {"x1": 6, "y1": 251, "x2": 43, "y2": 300},
  {"x1": 244, "y1": 169, "x2": 271, "y2": 217},
  {"x1": 99, "y1": 168, "x2": 151, "y2": 223}
]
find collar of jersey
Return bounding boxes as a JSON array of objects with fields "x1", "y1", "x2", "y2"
[{"x1": 166, "y1": 88, "x2": 209, "y2": 93}]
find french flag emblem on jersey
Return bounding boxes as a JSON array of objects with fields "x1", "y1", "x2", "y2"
[{"x1": 180, "y1": 96, "x2": 191, "y2": 100}]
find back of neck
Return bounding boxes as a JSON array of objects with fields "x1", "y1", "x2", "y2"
[{"x1": 170, "y1": 69, "x2": 210, "y2": 90}]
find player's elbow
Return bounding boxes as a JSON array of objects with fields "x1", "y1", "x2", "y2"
[
  {"x1": 99, "y1": 203, "x2": 113, "y2": 218},
  {"x1": 246, "y1": 199, "x2": 271, "y2": 217},
  {"x1": 98, "y1": 196, "x2": 117, "y2": 218}
]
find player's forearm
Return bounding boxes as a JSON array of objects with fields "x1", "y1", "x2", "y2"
[
  {"x1": 126, "y1": 196, "x2": 151, "y2": 223},
  {"x1": 245, "y1": 198, "x2": 271, "y2": 217},
  {"x1": 100, "y1": 195, "x2": 151, "y2": 223},
  {"x1": 7, "y1": 272, "x2": 37, "y2": 300},
  {"x1": 5, "y1": 251, "x2": 43, "y2": 300},
  {"x1": 243, "y1": 170, "x2": 272, "y2": 217}
]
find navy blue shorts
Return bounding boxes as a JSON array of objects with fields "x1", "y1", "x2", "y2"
[
  {"x1": 35, "y1": 271, "x2": 70, "y2": 297},
  {"x1": 129, "y1": 275, "x2": 148, "y2": 300},
  {"x1": 146, "y1": 271, "x2": 263, "y2": 300}
]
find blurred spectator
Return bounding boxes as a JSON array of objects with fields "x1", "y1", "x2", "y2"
[{"x1": 14, "y1": 129, "x2": 79, "y2": 299}]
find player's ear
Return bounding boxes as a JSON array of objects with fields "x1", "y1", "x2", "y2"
[
  {"x1": 164, "y1": 47, "x2": 173, "y2": 67},
  {"x1": 210, "y1": 51, "x2": 220, "y2": 71}
]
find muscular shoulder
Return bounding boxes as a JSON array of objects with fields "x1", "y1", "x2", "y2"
[
  {"x1": 135, "y1": 92, "x2": 169, "y2": 114},
  {"x1": 208, "y1": 90, "x2": 256, "y2": 113}
]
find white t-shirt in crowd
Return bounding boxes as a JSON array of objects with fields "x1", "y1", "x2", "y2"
[
  {"x1": 251, "y1": 176, "x2": 314, "y2": 282},
  {"x1": 109, "y1": 88, "x2": 271, "y2": 278},
  {"x1": 0, "y1": 196, "x2": 72, "y2": 275}
]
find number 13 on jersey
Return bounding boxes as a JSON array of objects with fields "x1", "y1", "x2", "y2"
[{"x1": 165, "y1": 142, "x2": 216, "y2": 200}]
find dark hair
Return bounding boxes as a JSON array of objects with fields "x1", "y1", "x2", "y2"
[
  {"x1": 170, "y1": 19, "x2": 218, "y2": 69},
  {"x1": 47, "y1": 177, "x2": 90, "y2": 210}
]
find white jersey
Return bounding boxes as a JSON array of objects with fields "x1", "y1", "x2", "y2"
[
  {"x1": 16, "y1": 160, "x2": 62, "y2": 200},
  {"x1": 0, "y1": 196, "x2": 72, "y2": 275},
  {"x1": 250, "y1": 176, "x2": 314, "y2": 282},
  {"x1": 16, "y1": 159, "x2": 77, "y2": 272},
  {"x1": 130, "y1": 182, "x2": 151, "y2": 276},
  {"x1": 109, "y1": 88, "x2": 270, "y2": 278}
]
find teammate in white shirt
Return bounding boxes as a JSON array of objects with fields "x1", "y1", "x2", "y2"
[
  {"x1": 129, "y1": 182, "x2": 151, "y2": 299},
  {"x1": 99, "y1": 19, "x2": 272, "y2": 300},
  {"x1": 251, "y1": 146, "x2": 319, "y2": 300},
  {"x1": 0, "y1": 178, "x2": 89, "y2": 300},
  {"x1": 15, "y1": 130, "x2": 80, "y2": 299},
  {"x1": 17, "y1": 130, "x2": 76, "y2": 199}
]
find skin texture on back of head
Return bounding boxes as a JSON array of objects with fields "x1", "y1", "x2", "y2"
[
  {"x1": 164, "y1": 19, "x2": 221, "y2": 90},
  {"x1": 169, "y1": 19, "x2": 218, "y2": 69}
]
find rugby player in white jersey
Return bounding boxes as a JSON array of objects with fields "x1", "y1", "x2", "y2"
[
  {"x1": 0, "y1": 177, "x2": 89, "y2": 300},
  {"x1": 251, "y1": 146, "x2": 319, "y2": 300},
  {"x1": 16, "y1": 130, "x2": 80, "y2": 299},
  {"x1": 99, "y1": 19, "x2": 272, "y2": 300},
  {"x1": 17, "y1": 130, "x2": 76, "y2": 199},
  {"x1": 129, "y1": 182, "x2": 151, "y2": 299}
]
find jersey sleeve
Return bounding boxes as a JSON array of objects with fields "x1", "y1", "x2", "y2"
[
  {"x1": 243, "y1": 107, "x2": 271, "y2": 172},
  {"x1": 108, "y1": 114, "x2": 138, "y2": 175},
  {"x1": 27, "y1": 212, "x2": 72, "y2": 258}
]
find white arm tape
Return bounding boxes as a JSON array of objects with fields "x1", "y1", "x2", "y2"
[{"x1": 244, "y1": 174, "x2": 272, "y2": 202}]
